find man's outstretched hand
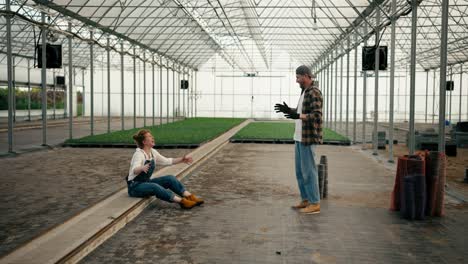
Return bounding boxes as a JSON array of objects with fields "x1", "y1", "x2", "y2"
[
  {"x1": 284, "y1": 112, "x2": 300, "y2": 119},
  {"x1": 274, "y1": 101, "x2": 291, "y2": 113}
]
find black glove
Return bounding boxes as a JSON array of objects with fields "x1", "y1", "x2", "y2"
[
  {"x1": 274, "y1": 101, "x2": 291, "y2": 114},
  {"x1": 284, "y1": 112, "x2": 300, "y2": 119}
]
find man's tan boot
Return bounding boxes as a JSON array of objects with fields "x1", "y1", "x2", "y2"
[
  {"x1": 291, "y1": 200, "x2": 310, "y2": 210},
  {"x1": 179, "y1": 198, "x2": 197, "y2": 209},
  {"x1": 187, "y1": 194, "x2": 204, "y2": 206},
  {"x1": 299, "y1": 203, "x2": 320, "y2": 214}
]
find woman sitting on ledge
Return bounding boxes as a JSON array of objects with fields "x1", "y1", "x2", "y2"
[{"x1": 126, "y1": 129, "x2": 204, "y2": 209}]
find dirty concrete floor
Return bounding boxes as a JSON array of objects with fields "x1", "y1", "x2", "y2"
[
  {"x1": 81, "y1": 143, "x2": 467, "y2": 264},
  {"x1": 0, "y1": 147, "x2": 190, "y2": 257}
]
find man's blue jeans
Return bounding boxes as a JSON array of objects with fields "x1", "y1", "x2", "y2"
[
  {"x1": 294, "y1": 141, "x2": 320, "y2": 204},
  {"x1": 127, "y1": 175, "x2": 186, "y2": 202}
]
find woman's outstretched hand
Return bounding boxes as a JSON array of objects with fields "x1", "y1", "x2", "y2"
[{"x1": 182, "y1": 155, "x2": 193, "y2": 164}]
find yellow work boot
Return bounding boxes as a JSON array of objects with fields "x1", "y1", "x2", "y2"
[
  {"x1": 179, "y1": 198, "x2": 197, "y2": 209},
  {"x1": 299, "y1": 203, "x2": 320, "y2": 214},
  {"x1": 187, "y1": 194, "x2": 204, "y2": 206},
  {"x1": 291, "y1": 200, "x2": 310, "y2": 210}
]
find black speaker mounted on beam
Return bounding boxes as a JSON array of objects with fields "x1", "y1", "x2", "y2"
[
  {"x1": 181, "y1": 80, "x2": 189, "y2": 89},
  {"x1": 37, "y1": 44, "x2": 62, "y2": 69},
  {"x1": 55, "y1": 76, "x2": 65, "y2": 86},
  {"x1": 362, "y1": 45, "x2": 388, "y2": 71},
  {"x1": 446, "y1": 80, "x2": 454, "y2": 91}
]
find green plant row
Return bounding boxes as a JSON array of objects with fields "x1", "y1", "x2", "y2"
[
  {"x1": 65, "y1": 117, "x2": 245, "y2": 145},
  {"x1": 232, "y1": 122, "x2": 350, "y2": 142}
]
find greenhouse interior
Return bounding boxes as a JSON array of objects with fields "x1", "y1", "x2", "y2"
[{"x1": 0, "y1": 0, "x2": 467, "y2": 263}]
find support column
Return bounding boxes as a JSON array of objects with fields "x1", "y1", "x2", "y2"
[
  {"x1": 353, "y1": 34, "x2": 358, "y2": 143},
  {"x1": 133, "y1": 46, "x2": 136, "y2": 128},
  {"x1": 438, "y1": 0, "x2": 449, "y2": 153},
  {"x1": 82, "y1": 69, "x2": 85, "y2": 117},
  {"x1": 195, "y1": 71, "x2": 198, "y2": 117},
  {"x1": 389, "y1": 0, "x2": 397, "y2": 163},
  {"x1": 143, "y1": 52, "x2": 146, "y2": 127},
  {"x1": 327, "y1": 55, "x2": 331, "y2": 128},
  {"x1": 167, "y1": 65, "x2": 170, "y2": 124},
  {"x1": 90, "y1": 32, "x2": 94, "y2": 135},
  {"x1": 373, "y1": 7, "x2": 381, "y2": 155},
  {"x1": 460, "y1": 64, "x2": 464, "y2": 122},
  {"x1": 53, "y1": 70, "x2": 56, "y2": 119},
  {"x1": 363, "y1": 24, "x2": 368, "y2": 146},
  {"x1": 334, "y1": 52, "x2": 338, "y2": 131},
  {"x1": 178, "y1": 66, "x2": 181, "y2": 119},
  {"x1": 107, "y1": 37, "x2": 111, "y2": 133},
  {"x1": 172, "y1": 63, "x2": 176, "y2": 121},
  {"x1": 160, "y1": 58, "x2": 163, "y2": 125},
  {"x1": 27, "y1": 59, "x2": 31, "y2": 121},
  {"x1": 68, "y1": 22, "x2": 73, "y2": 140},
  {"x1": 340, "y1": 53, "x2": 343, "y2": 131},
  {"x1": 41, "y1": 13, "x2": 48, "y2": 145},
  {"x1": 449, "y1": 68, "x2": 453, "y2": 122},
  {"x1": 121, "y1": 42, "x2": 125, "y2": 130},
  {"x1": 6, "y1": 0, "x2": 14, "y2": 152},
  {"x1": 346, "y1": 38, "x2": 350, "y2": 137},
  {"x1": 183, "y1": 68, "x2": 186, "y2": 117},
  {"x1": 152, "y1": 55, "x2": 155, "y2": 126},
  {"x1": 425, "y1": 69, "x2": 429, "y2": 123},
  {"x1": 432, "y1": 69, "x2": 436, "y2": 124}
]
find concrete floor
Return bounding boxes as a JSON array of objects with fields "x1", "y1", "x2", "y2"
[{"x1": 80, "y1": 143, "x2": 467, "y2": 264}]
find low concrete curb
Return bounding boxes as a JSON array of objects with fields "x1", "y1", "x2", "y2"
[{"x1": 0, "y1": 119, "x2": 252, "y2": 264}]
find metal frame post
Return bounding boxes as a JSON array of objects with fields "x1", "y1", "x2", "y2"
[
  {"x1": 82, "y1": 69, "x2": 85, "y2": 117},
  {"x1": 334, "y1": 53, "x2": 338, "y2": 131},
  {"x1": 449, "y1": 68, "x2": 453, "y2": 122},
  {"x1": 41, "y1": 13, "x2": 48, "y2": 145},
  {"x1": 160, "y1": 58, "x2": 163, "y2": 125},
  {"x1": 133, "y1": 46, "x2": 136, "y2": 128},
  {"x1": 143, "y1": 52, "x2": 146, "y2": 127},
  {"x1": 107, "y1": 37, "x2": 111, "y2": 133},
  {"x1": 68, "y1": 22, "x2": 73, "y2": 139},
  {"x1": 459, "y1": 64, "x2": 463, "y2": 122},
  {"x1": 121, "y1": 42, "x2": 124, "y2": 130},
  {"x1": 53, "y1": 70, "x2": 56, "y2": 119},
  {"x1": 340, "y1": 53, "x2": 343, "y2": 131},
  {"x1": 353, "y1": 34, "x2": 358, "y2": 143},
  {"x1": 346, "y1": 38, "x2": 350, "y2": 137},
  {"x1": 172, "y1": 63, "x2": 176, "y2": 122},
  {"x1": 195, "y1": 71, "x2": 198, "y2": 117},
  {"x1": 6, "y1": 0, "x2": 14, "y2": 152},
  {"x1": 389, "y1": 0, "x2": 397, "y2": 163},
  {"x1": 373, "y1": 7, "x2": 380, "y2": 155},
  {"x1": 90, "y1": 32, "x2": 94, "y2": 135},
  {"x1": 152, "y1": 54, "x2": 155, "y2": 126},
  {"x1": 363, "y1": 24, "x2": 368, "y2": 146},
  {"x1": 438, "y1": 0, "x2": 449, "y2": 153},
  {"x1": 432, "y1": 70, "x2": 436, "y2": 124},
  {"x1": 27, "y1": 59, "x2": 31, "y2": 121},
  {"x1": 425, "y1": 69, "x2": 429, "y2": 123},
  {"x1": 330, "y1": 54, "x2": 334, "y2": 129},
  {"x1": 167, "y1": 65, "x2": 170, "y2": 124}
]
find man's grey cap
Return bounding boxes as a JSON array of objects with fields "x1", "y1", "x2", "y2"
[{"x1": 295, "y1": 65, "x2": 315, "y2": 78}]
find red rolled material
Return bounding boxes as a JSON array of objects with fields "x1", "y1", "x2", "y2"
[{"x1": 390, "y1": 154, "x2": 426, "y2": 211}]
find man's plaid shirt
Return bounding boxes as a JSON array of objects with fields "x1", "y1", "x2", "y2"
[{"x1": 299, "y1": 85, "x2": 323, "y2": 145}]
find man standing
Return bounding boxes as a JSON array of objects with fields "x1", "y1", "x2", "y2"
[{"x1": 275, "y1": 65, "x2": 323, "y2": 214}]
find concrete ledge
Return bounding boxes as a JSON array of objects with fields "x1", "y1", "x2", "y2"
[{"x1": 0, "y1": 119, "x2": 252, "y2": 264}]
